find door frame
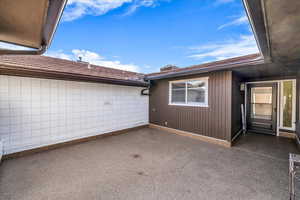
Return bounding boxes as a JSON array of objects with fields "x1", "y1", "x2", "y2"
[
  {"x1": 246, "y1": 83, "x2": 278, "y2": 135},
  {"x1": 279, "y1": 80, "x2": 296, "y2": 131},
  {"x1": 244, "y1": 79, "x2": 297, "y2": 136}
]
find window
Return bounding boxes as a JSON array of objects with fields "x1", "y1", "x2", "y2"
[
  {"x1": 250, "y1": 87, "x2": 273, "y2": 120},
  {"x1": 169, "y1": 77, "x2": 208, "y2": 107}
]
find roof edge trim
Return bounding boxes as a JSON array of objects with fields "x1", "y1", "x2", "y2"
[
  {"x1": 0, "y1": 63, "x2": 148, "y2": 87},
  {"x1": 242, "y1": 0, "x2": 264, "y2": 58},
  {"x1": 145, "y1": 56, "x2": 264, "y2": 80}
]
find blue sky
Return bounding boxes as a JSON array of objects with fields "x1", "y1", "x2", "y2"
[{"x1": 46, "y1": 0, "x2": 259, "y2": 73}]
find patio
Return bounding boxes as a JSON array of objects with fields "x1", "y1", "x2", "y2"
[{"x1": 0, "y1": 127, "x2": 299, "y2": 200}]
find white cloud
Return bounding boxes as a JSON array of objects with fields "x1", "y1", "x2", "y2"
[
  {"x1": 63, "y1": 0, "x2": 133, "y2": 21},
  {"x1": 63, "y1": 0, "x2": 170, "y2": 21},
  {"x1": 72, "y1": 49, "x2": 140, "y2": 72},
  {"x1": 45, "y1": 49, "x2": 140, "y2": 72},
  {"x1": 0, "y1": 42, "x2": 34, "y2": 51},
  {"x1": 214, "y1": 0, "x2": 234, "y2": 5},
  {"x1": 123, "y1": 0, "x2": 167, "y2": 16},
  {"x1": 218, "y1": 15, "x2": 248, "y2": 30},
  {"x1": 188, "y1": 35, "x2": 259, "y2": 62},
  {"x1": 44, "y1": 50, "x2": 72, "y2": 60}
]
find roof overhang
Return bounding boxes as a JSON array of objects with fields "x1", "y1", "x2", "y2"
[
  {"x1": 242, "y1": 0, "x2": 270, "y2": 61},
  {"x1": 231, "y1": 59, "x2": 300, "y2": 82},
  {"x1": 243, "y1": 0, "x2": 300, "y2": 63},
  {"x1": 145, "y1": 55, "x2": 264, "y2": 80},
  {"x1": 147, "y1": 1, "x2": 300, "y2": 81},
  {"x1": 0, "y1": 63, "x2": 148, "y2": 87},
  {"x1": 0, "y1": 0, "x2": 67, "y2": 55}
]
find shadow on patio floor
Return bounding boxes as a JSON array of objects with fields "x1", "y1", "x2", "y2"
[{"x1": 233, "y1": 132, "x2": 299, "y2": 161}]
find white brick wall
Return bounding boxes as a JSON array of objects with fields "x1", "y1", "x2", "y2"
[{"x1": 0, "y1": 75, "x2": 149, "y2": 155}]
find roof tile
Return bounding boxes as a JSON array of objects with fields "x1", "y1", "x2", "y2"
[
  {"x1": 146, "y1": 53, "x2": 261, "y2": 79},
  {"x1": 0, "y1": 55, "x2": 145, "y2": 82}
]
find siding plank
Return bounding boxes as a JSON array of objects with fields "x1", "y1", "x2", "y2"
[{"x1": 149, "y1": 71, "x2": 232, "y2": 141}]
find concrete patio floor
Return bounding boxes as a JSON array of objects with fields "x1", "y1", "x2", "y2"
[{"x1": 0, "y1": 128, "x2": 299, "y2": 200}]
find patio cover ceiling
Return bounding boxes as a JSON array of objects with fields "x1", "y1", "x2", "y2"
[
  {"x1": 232, "y1": 60, "x2": 300, "y2": 81},
  {"x1": 244, "y1": 0, "x2": 300, "y2": 63},
  {"x1": 0, "y1": 0, "x2": 67, "y2": 54}
]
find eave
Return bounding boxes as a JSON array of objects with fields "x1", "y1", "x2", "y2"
[{"x1": 0, "y1": 64, "x2": 148, "y2": 87}]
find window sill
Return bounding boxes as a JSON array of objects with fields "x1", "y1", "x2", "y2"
[{"x1": 168, "y1": 103, "x2": 209, "y2": 108}]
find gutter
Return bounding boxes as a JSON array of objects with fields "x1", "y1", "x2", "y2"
[
  {"x1": 141, "y1": 80, "x2": 151, "y2": 95},
  {"x1": 44, "y1": 0, "x2": 68, "y2": 55},
  {"x1": 145, "y1": 56, "x2": 265, "y2": 80},
  {"x1": 242, "y1": 0, "x2": 264, "y2": 59},
  {"x1": 242, "y1": 0, "x2": 271, "y2": 61}
]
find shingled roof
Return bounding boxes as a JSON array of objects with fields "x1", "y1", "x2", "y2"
[
  {"x1": 0, "y1": 55, "x2": 147, "y2": 87},
  {"x1": 0, "y1": 53, "x2": 264, "y2": 85},
  {"x1": 145, "y1": 53, "x2": 263, "y2": 80}
]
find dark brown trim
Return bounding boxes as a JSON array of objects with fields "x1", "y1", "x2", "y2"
[
  {"x1": 296, "y1": 135, "x2": 300, "y2": 150},
  {"x1": 242, "y1": 0, "x2": 270, "y2": 60},
  {"x1": 2, "y1": 125, "x2": 149, "y2": 160},
  {"x1": 231, "y1": 72, "x2": 244, "y2": 139},
  {"x1": 0, "y1": 67, "x2": 148, "y2": 87},
  {"x1": 245, "y1": 76, "x2": 298, "y2": 83},
  {"x1": 145, "y1": 55, "x2": 263, "y2": 80}
]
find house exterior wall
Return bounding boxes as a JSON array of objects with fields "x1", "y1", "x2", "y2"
[
  {"x1": 0, "y1": 75, "x2": 149, "y2": 155},
  {"x1": 149, "y1": 71, "x2": 232, "y2": 141},
  {"x1": 231, "y1": 72, "x2": 244, "y2": 139}
]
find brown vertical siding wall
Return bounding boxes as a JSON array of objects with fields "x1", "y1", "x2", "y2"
[
  {"x1": 231, "y1": 72, "x2": 244, "y2": 138},
  {"x1": 149, "y1": 71, "x2": 232, "y2": 141}
]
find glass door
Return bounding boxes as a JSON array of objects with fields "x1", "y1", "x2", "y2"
[
  {"x1": 247, "y1": 83, "x2": 277, "y2": 135},
  {"x1": 280, "y1": 80, "x2": 296, "y2": 130},
  {"x1": 251, "y1": 87, "x2": 273, "y2": 120}
]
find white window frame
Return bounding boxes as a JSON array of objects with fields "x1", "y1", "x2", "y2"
[{"x1": 168, "y1": 77, "x2": 209, "y2": 107}]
